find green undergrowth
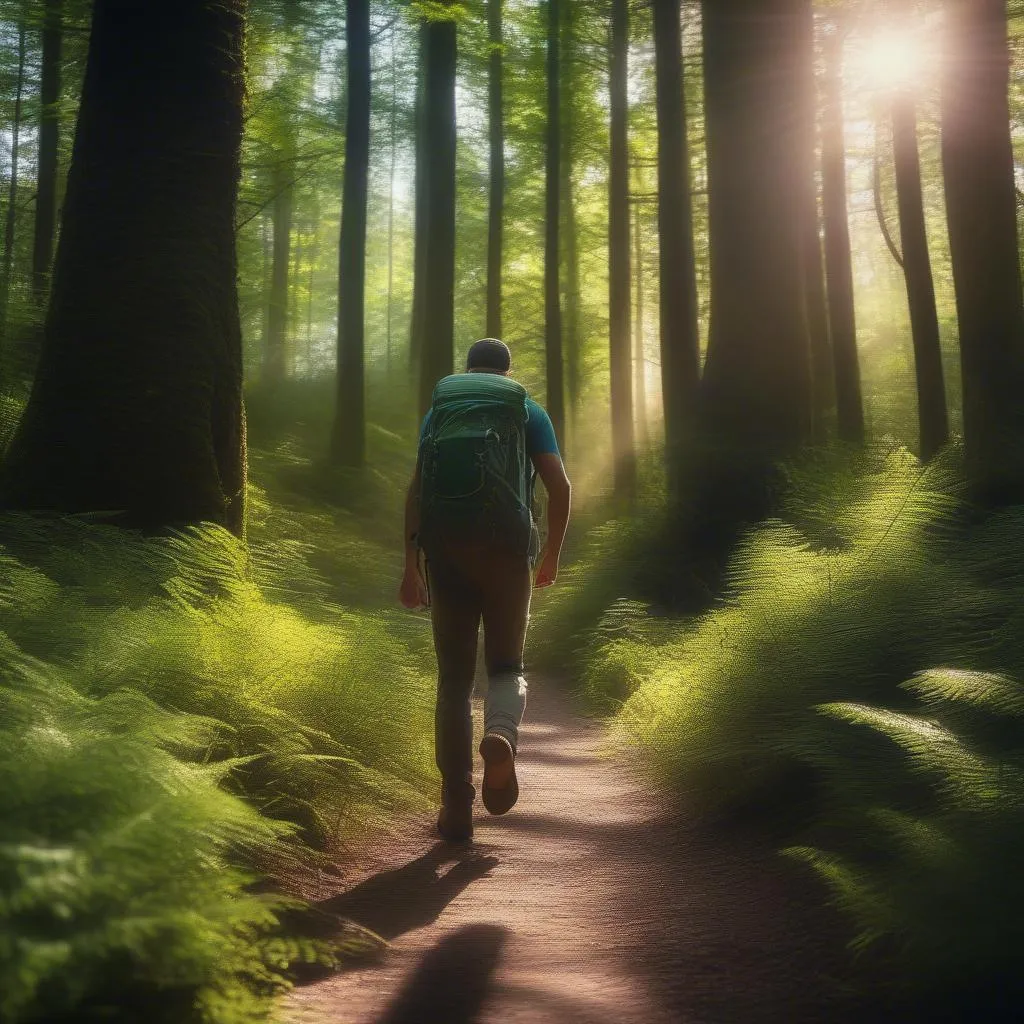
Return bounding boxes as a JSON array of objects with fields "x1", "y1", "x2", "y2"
[
  {"x1": 561, "y1": 444, "x2": 1024, "y2": 1011},
  {"x1": 0, "y1": 390, "x2": 437, "y2": 1022}
]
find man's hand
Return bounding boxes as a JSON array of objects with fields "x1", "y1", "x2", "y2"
[
  {"x1": 534, "y1": 549, "x2": 559, "y2": 589},
  {"x1": 399, "y1": 566, "x2": 429, "y2": 609}
]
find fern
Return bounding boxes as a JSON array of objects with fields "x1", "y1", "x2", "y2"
[
  {"x1": 0, "y1": 412, "x2": 437, "y2": 1021},
  {"x1": 568, "y1": 444, "x2": 1024, "y2": 1005}
]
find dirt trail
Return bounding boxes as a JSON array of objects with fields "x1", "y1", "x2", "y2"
[{"x1": 285, "y1": 686, "x2": 873, "y2": 1024}]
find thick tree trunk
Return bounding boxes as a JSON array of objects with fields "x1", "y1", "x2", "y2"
[
  {"x1": 265, "y1": 155, "x2": 292, "y2": 382},
  {"x1": 561, "y1": 0, "x2": 581, "y2": 443},
  {"x1": 1, "y1": 22, "x2": 26, "y2": 329},
  {"x1": 0, "y1": 0, "x2": 248, "y2": 534},
  {"x1": 32, "y1": 0, "x2": 61, "y2": 305},
  {"x1": 652, "y1": 0, "x2": 700, "y2": 491},
  {"x1": 544, "y1": 0, "x2": 565, "y2": 446},
  {"x1": 892, "y1": 93, "x2": 949, "y2": 461},
  {"x1": 418, "y1": 10, "x2": 457, "y2": 417},
  {"x1": 700, "y1": 0, "x2": 813, "y2": 457},
  {"x1": 409, "y1": 23, "x2": 429, "y2": 382},
  {"x1": 486, "y1": 0, "x2": 503, "y2": 339},
  {"x1": 332, "y1": 0, "x2": 369, "y2": 467},
  {"x1": 633, "y1": 198, "x2": 648, "y2": 447},
  {"x1": 609, "y1": 0, "x2": 634, "y2": 497},
  {"x1": 821, "y1": 28, "x2": 865, "y2": 444},
  {"x1": 942, "y1": 0, "x2": 1024, "y2": 499}
]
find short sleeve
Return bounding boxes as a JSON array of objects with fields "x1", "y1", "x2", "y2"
[{"x1": 525, "y1": 399, "x2": 560, "y2": 457}]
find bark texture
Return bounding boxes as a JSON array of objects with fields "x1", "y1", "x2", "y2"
[
  {"x1": 652, "y1": 0, "x2": 700, "y2": 489},
  {"x1": 821, "y1": 28, "x2": 864, "y2": 444},
  {"x1": 699, "y1": 0, "x2": 813, "y2": 456},
  {"x1": 561, "y1": 0, "x2": 580, "y2": 442},
  {"x1": 544, "y1": 0, "x2": 565, "y2": 446},
  {"x1": 633, "y1": 199, "x2": 648, "y2": 447},
  {"x1": 797, "y1": 1, "x2": 833, "y2": 436},
  {"x1": 609, "y1": 0, "x2": 634, "y2": 496},
  {"x1": 486, "y1": 0, "x2": 504, "y2": 340},
  {"x1": 265, "y1": 153, "x2": 293, "y2": 382},
  {"x1": 31, "y1": 0, "x2": 61, "y2": 305},
  {"x1": 418, "y1": 10, "x2": 457, "y2": 417},
  {"x1": 409, "y1": 23, "x2": 429, "y2": 381},
  {"x1": 942, "y1": 0, "x2": 1024, "y2": 498},
  {"x1": 332, "y1": 0, "x2": 370, "y2": 466},
  {"x1": 0, "y1": 0, "x2": 248, "y2": 534},
  {"x1": 892, "y1": 93, "x2": 949, "y2": 460},
  {"x1": 1, "y1": 21, "x2": 26, "y2": 328}
]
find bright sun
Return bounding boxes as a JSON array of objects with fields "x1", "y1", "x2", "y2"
[{"x1": 860, "y1": 27, "x2": 928, "y2": 91}]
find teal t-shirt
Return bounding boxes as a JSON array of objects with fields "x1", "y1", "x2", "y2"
[{"x1": 419, "y1": 395, "x2": 560, "y2": 458}]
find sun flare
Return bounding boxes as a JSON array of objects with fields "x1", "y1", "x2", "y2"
[{"x1": 860, "y1": 27, "x2": 929, "y2": 91}]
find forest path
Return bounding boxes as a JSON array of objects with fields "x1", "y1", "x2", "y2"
[{"x1": 284, "y1": 684, "x2": 868, "y2": 1024}]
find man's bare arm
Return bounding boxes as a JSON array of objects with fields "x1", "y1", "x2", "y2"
[
  {"x1": 399, "y1": 461, "x2": 428, "y2": 608},
  {"x1": 532, "y1": 452, "x2": 571, "y2": 586},
  {"x1": 404, "y1": 461, "x2": 421, "y2": 569}
]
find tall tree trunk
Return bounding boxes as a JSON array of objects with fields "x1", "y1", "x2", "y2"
[
  {"x1": 261, "y1": 210, "x2": 271, "y2": 349},
  {"x1": 544, "y1": 0, "x2": 565, "y2": 446},
  {"x1": 633, "y1": 197, "x2": 648, "y2": 447},
  {"x1": 418, "y1": 9, "x2": 457, "y2": 417},
  {"x1": 0, "y1": 0, "x2": 248, "y2": 534},
  {"x1": 700, "y1": 0, "x2": 813, "y2": 456},
  {"x1": 652, "y1": 0, "x2": 700, "y2": 492},
  {"x1": 609, "y1": 0, "x2": 634, "y2": 497},
  {"x1": 821, "y1": 27, "x2": 865, "y2": 443},
  {"x1": 561, "y1": 0, "x2": 581, "y2": 443},
  {"x1": 798, "y1": 1, "x2": 832, "y2": 437},
  {"x1": 486, "y1": 0, "x2": 503, "y2": 339},
  {"x1": 265, "y1": 155, "x2": 292, "y2": 382},
  {"x1": 332, "y1": 0, "x2": 369, "y2": 466},
  {"x1": 32, "y1": 0, "x2": 61, "y2": 306},
  {"x1": 289, "y1": 222, "x2": 304, "y2": 351},
  {"x1": 891, "y1": 93, "x2": 949, "y2": 460},
  {"x1": 409, "y1": 22, "x2": 429, "y2": 389},
  {"x1": 1, "y1": 21, "x2": 26, "y2": 330},
  {"x1": 942, "y1": 0, "x2": 1024, "y2": 500},
  {"x1": 386, "y1": 29, "x2": 397, "y2": 377},
  {"x1": 307, "y1": 202, "x2": 318, "y2": 367}
]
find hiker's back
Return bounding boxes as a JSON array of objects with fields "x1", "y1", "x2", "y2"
[{"x1": 418, "y1": 373, "x2": 535, "y2": 559}]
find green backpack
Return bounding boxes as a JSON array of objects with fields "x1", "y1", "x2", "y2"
[{"x1": 418, "y1": 373, "x2": 536, "y2": 557}]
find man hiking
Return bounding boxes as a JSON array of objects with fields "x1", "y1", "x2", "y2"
[{"x1": 400, "y1": 338, "x2": 572, "y2": 843}]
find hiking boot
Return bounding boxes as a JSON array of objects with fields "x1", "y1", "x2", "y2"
[
  {"x1": 437, "y1": 801, "x2": 474, "y2": 843},
  {"x1": 479, "y1": 733, "x2": 519, "y2": 815}
]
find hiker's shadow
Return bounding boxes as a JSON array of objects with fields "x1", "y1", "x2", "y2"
[
  {"x1": 310, "y1": 842, "x2": 500, "y2": 944},
  {"x1": 376, "y1": 923, "x2": 508, "y2": 1024}
]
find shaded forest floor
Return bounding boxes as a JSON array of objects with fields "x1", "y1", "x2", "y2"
[{"x1": 282, "y1": 684, "x2": 893, "y2": 1024}]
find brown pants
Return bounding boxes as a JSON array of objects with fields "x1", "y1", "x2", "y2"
[{"x1": 427, "y1": 539, "x2": 532, "y2": 807}]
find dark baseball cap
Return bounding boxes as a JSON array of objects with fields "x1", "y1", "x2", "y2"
[{"x1": 466, "y1": 337, "x2": 511, "y2": 372}]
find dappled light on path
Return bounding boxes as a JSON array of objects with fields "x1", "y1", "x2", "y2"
[{"x1": 285, "y1": 687, "x2": 876, "y2": 1024}]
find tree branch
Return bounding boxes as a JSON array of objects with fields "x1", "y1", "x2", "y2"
[{"x1": 874, "y1": 122, "x2": 904, "y2": 269}]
